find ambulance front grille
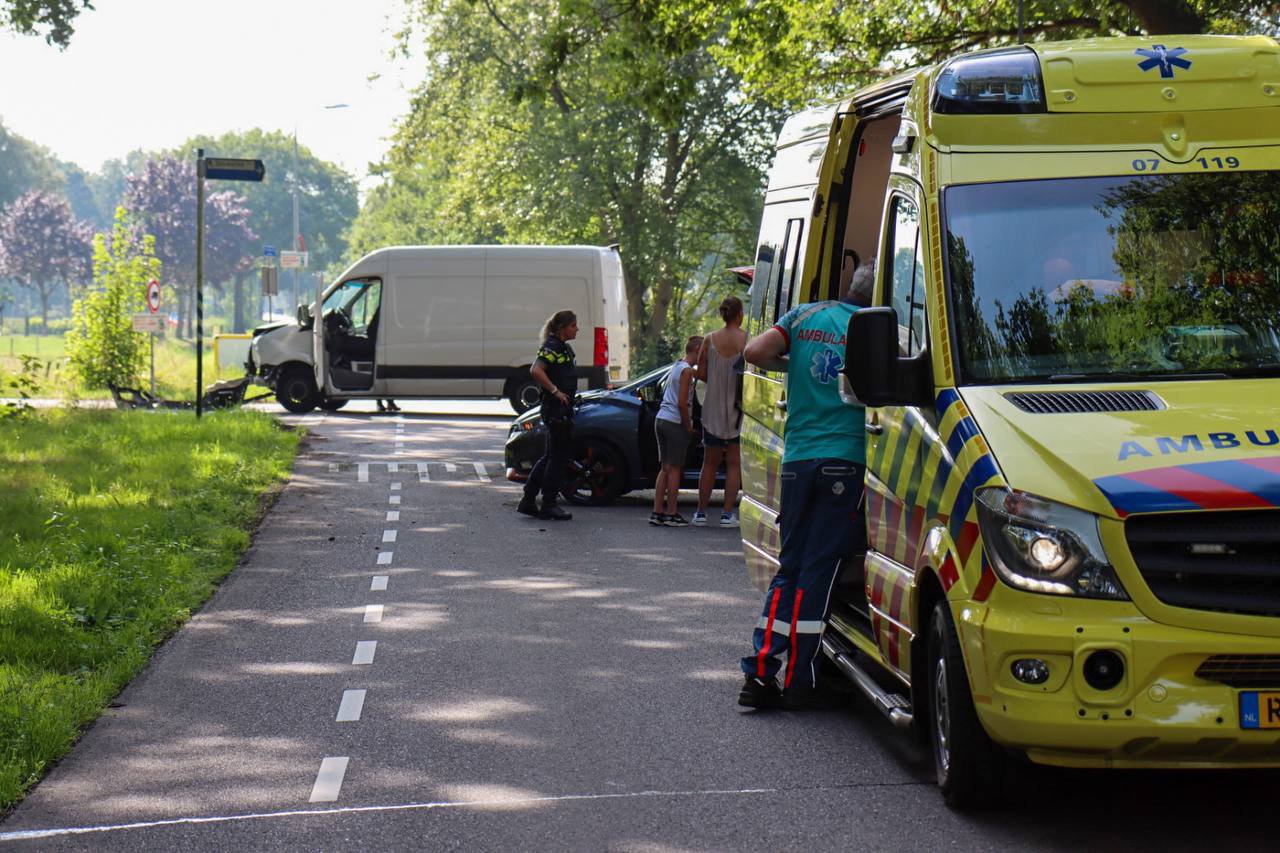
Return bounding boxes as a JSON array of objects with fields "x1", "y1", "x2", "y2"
[
  {"x1": 1004, "y1": 390, "x2": 1163, "y2": 414},
  {"x1": 1125, "y1": 510, "x2": 1280, "y2": 618},
  {"x1": 1196, "y1": 655, "x2": 1280, "y2": 688}
]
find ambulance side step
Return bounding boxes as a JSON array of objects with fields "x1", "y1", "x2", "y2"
[{"x1": 820, "y1": 633, "x2": 914, "y2": 731}]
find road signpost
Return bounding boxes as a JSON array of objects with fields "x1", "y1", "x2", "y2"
[
  {"x1": 197, "y1": 150, "x2": 265, "y2": 417},
  {"x1": 280, "y1": 250, "x2": 309, "y2": 269},
  {"x1": 141, "y1": 278, "x2": 162, "y2": 394}
]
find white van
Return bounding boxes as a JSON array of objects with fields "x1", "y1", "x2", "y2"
[{"x1": 247, "y1": 245, "x2": 630, "y2": 413}]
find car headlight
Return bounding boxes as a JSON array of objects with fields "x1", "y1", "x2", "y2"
[{"x1": 975, "y1": 487, "x2": 1128, "y2": 600}]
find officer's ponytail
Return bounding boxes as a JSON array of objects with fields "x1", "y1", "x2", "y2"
[{"x1": 541, "y1": 310, "x2": 577, "y2": 341}]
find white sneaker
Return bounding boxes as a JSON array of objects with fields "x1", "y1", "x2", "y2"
[
  {"x1": 720, "y1": 511, "x2": 739, "y2": 528},
  {"x1": 691, "y1": 510, "x2": 708, "y2": 526}
]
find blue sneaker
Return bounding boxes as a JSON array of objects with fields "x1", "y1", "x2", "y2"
[
  {"x1": 720, "y1": 511, "x2": 739, "y2": 528},
  {"x1": 691, "y1": 510, "x2": 708, "y2": 526}
]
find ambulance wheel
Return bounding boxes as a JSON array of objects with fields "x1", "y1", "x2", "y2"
[
  {"x1": 508, "y1": 377, "x2": 541, "y2": 414},
  {"x1": 563, "y1": 440, "x2": 627, "y2": 506},
  {"x1": 276, "y1": 365, "x2": 319, "y2": 414},
  {"x1": 926, "y1": 599, "x2": 1004, "y2": 809},
  {"x1": 318, "y1": 397, "x2": 348, "y2": 411}
]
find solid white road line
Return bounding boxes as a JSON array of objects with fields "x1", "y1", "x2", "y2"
[
  {"x1": 364, "y1": 604, "x2": 384, "y2": 623},
  {"x1": 308, "y1": 757, "x2": 349, "y2": 803},
  {"x1": 472, "y1": 461, "x2": 491, "y2": 482},
  {"x1": 371, "y1": 576, "x2": 388, "y2": 591},
  {"x1": 0, "y1": 787, "x2": 785, "y2": 841},
  {"x1": 386, "y1": 511, "x2": 400, "y2": 522},
  {"x1": 390, "y1": 482, "x2": 401, "y2": 491},
  {"x1": 335, "y1": 690, "x2": 367, "y2": 723},
  {"x1": 382, "y1": 529, "x2": 397, "y2": 543},
  {"x1": 377, "y1": 551, "x2": 393, "y2": 565},
  {"x1": 352, "y1": 641, "x2": 377, "y2": 665},
  {"x1": 389, "y1": 495, "x2": 401, "y2": 505},
  {"x1": 357, "y1": 463, "x2": 369, "y2": 483}
]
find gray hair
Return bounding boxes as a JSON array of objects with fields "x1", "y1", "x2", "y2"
[{"x1": 847, "y1": 260, "x2": 876, "y2": 305}]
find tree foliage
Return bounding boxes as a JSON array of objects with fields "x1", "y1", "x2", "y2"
[
  {"x1": 357, "y1": 0, "x2": 782, "y2": 364},
  {"x1": 0, "y1": 189, "x2": 92, "y2": 330},
  {"x1": 66, "y1": 207, "x2": 160, "y2": 390},
  {"x1": 0, "y1": 119, "x2": 63, "y2": 210},
  {"x1": 123, "y1": 156, "x2": 257, "y2": 337},
  {"x1": 668, "y1": 0, "x2": 1280, "y2": 105},
  {"x1": 2, "y1": 0, "x2": 92, "y2": 48}
]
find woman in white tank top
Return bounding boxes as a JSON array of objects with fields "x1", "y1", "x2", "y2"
[{"x1": 692, "y1": 296, "x2": 746, "y2": 527}]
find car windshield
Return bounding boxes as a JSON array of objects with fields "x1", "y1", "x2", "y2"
[
  {"x1": 322, "y1": 279, "x2": 374, "y2": 314},
  {"x1": 618, "y1": 364, "x2": 670, "y2": 392},
  {"x1": 944, "y1": 171, "x2": 1280, "y2": 383}
]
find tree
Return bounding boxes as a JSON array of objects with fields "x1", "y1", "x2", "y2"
[
  {"x1": 123, "y1": 156, "x2": 257, "y2": 338},
  {"x1": 3, "y1": 0, "x2": 94, "y2": 48},
  {"x1": 669, "y1": 0, "x2": 1280, "y2": 105},
  {"x1": 66, "y1": 207, "x2": 160, "y2": 390},
  {"x1": 0, "y1": 190, "x2": 92, "y2": 331},
  {"x1": 358, "y1": 0, "x2": 782, "y2": 364},
  {"x1": 0, "y1": 119, "x2": 63, "y2": 210}
]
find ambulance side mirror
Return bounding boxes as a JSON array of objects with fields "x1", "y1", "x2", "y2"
[{"x1": 844, "y1": 308, "x2": 932, "y2": 408}]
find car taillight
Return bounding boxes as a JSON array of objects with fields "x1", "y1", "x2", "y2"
[{"x1": 594, "y1": 327, "x2": 609, "y2": 366}]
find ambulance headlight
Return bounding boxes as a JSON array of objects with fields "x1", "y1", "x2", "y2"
[{"x1": 975, "y1": 488, "x2": 1128, "y2": 600}]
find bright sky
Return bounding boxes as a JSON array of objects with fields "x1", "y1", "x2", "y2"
[{"x1": 0, "y1": 0, "x2": 425, "y2": 188}]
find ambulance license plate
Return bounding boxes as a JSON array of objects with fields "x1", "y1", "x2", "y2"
[{"x1": 1239, "y1": 692, "x2": 1280, "y2": 729}]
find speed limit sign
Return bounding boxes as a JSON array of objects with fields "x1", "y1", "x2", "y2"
[{"x1": 146, "y1": 279, "x2": 161, "y2": 314}]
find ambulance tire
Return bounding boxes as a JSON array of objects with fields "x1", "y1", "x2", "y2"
[
  {"x1": 318, "y1": 397, "x2": 348, "y2": 411},
  {"x1": 927, "y1": 599, "x2": 1004, "y2": 809},
  {"x1": 277, "y1": 365, "x2": 320, "y2": 414}
]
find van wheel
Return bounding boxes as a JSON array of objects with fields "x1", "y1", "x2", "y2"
[
  {"x1": 508, "y1": 377, "x2": 541, "y2": 414},
  {"x1": 563, "y1": 440, "x2": 627, "y2": 506},
  {"x1": 926, "y1": 599, "x2": 1004, "y2": 810},
  {"x1": 319, "y1": 397, "x2": 348, "y2": 411},
  {"x1": 276, "y1": 365, "x2": 319, "y2": 414}
]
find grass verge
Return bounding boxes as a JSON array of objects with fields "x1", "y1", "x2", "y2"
[{"x1": 0, "y1": 408, "x2": 299, "y2": 810}]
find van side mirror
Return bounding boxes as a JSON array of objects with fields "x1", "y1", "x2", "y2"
[
  {"x1": 843, "y1": 308, "x2": 933, "y2": 407},
  {"x1": 297, "y1": 303, "x2": 312, "y2": 328}
]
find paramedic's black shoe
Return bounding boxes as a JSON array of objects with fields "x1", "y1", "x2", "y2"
[
  {"x1": 539, "y1": 502, "x2": 573, "y2": 521},
  {"x1": 738, "y1": 675, "x2": 781, "y2": 709},
  {"x1": 376, "y1": 400, "x2": 387, "y2": 412},
  {"x1": 782, "y1": 684, "x2": 844, "y2": 711},
  {"x1": 387, "y1": 401, "x2": 401, "y2": 412},
  {"x1": 517, "y1": 495, "x2": 540, "y2": 517}
]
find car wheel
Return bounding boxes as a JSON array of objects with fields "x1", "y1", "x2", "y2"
[
  {"x1": 927, "y1": 599, "x2": 1004, "y2": 809},
  {"x1": 276, "y1": 365, "x2": 319, "y2": 414},
  {"x1": 508, "y1": 377, "x2": 542, "y2": 414},
  {"x1": 318, "y1": 397, "x2": 348, "y2": 411},
  {"x1": 562, "y1": 440, "x2": 628, "y2": 506}
]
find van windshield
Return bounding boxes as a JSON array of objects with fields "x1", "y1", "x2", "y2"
[{"x1": 944, "y1": 171, "x2": 1280, "y2": 383}]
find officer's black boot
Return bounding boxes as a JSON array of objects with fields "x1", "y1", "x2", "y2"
[
  {"x1": 517, "y1": 494, "x2": 540, "y2": 517},
  {"x1": 538, "y1": 498, "x2": 572, "y2": 521}
]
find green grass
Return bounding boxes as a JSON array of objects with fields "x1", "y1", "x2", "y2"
[{"x1": 0, "y1": 408, "x2": 299, "y2": 809}]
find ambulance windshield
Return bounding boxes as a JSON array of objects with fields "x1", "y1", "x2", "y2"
[{"x1": 945, "y1": 170, "x2": 1280, "y2": 383}]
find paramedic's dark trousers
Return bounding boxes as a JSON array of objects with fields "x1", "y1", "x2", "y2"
[
  {"x1": 741, "y1": 458, "x2": 865, "y2": 691},
  {"x1": 525, "y1": 418, "x2": 573, "y2": 503}
]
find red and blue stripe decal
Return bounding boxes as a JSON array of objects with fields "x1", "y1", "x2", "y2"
[{"x1": 1094, "y1": 455, "x2": 1280, "y2": 516}]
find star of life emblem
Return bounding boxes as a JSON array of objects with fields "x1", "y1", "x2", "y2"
[
  {"x1": 811, "y1": 348, "x2": 843, "y2": 385},
  {"x1": 1135, "y1": 45, "x2": 1191, "y2": 79}
]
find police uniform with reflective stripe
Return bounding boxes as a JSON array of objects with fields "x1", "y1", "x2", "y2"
[{"x1": 523, "y1": 334, "x2": 578, "y2": 504}]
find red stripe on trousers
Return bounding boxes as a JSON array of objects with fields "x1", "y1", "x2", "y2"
[
  {"x1": 784, "y1": 588, "x2": 805, "y2": 689},
  {"x1": 756, "y1": 588, "x2": 781, "y2": 678}
]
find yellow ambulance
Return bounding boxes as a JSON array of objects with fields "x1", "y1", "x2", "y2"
[{"x1": 738, "y1": 35, "x2": 1280, "y2": 806}]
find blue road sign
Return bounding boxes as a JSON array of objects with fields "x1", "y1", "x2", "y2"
[
  {"x1": 263, "y1": 245, "x2": 278, "y2": 258},
  {"x1": 204, "y1": 157, "x2": 266, "y2": 182}
]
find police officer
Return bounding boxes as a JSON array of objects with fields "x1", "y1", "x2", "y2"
[{"x1": 517, "y1": 310, "x2": 579, "y2": 521}]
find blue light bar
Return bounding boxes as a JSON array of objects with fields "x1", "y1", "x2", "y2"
[{"x1": 933, "y1": 47, "x2": 1046, "y2": 114}]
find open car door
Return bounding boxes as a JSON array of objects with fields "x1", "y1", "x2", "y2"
[{"x1": 312, "y1": 276, "x2": 330, "y2": 397}]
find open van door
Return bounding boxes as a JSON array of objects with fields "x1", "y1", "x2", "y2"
[{"x1": 312, "y1": 276, "x2": 329, "y2": 397}]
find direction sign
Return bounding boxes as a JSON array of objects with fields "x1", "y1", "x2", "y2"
[
  {"x1": 204, "y1": 158, "x2": 265, "y2": 182},
  {"x1": 263, "y1": 245, "x2": 278, "y2": 258},
  {"x1": 280, "y1": 250, "x2": 309, "y2": 269},
  {"x1": 146, "y1": 279, "x2": 161, "y2": 314},
  {"x1": 132, "y1": 313, "x2": 164, "y2": 334}
]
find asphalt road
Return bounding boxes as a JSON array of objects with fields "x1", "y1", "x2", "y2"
[{"x1": 1, "y1": 401, "x2": 1274, "y2": 850}]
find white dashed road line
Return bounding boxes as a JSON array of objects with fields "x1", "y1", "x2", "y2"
[
  {"x1": 417, "y1": 462, "x2": 430, "y2": 483},
  {"x1": 386, "y1": 511, "x2": 399, "y2": 522},
  {"x1": 382, "y1": 529, "x2": 397, "y2": 544},
  {"x1": 388, "y1": 461, "x2": 399, "y2": 473},
  {"x1": 389, "y1": 495, "x2": 401, "y2": 505},
  {"x1": 335, "y1": 690, "x2": 367, "y2": 723},
  {"x1": 363, "y1": 604, "x2": 384, "y2": 623},
  {"x1": 473, "y1": 461, "x2": 491, "y2": 482},
  {"x1": 308, "y1": 757, "x2": 349, "y2": 803},
  {"x1": 357, "y1": 463, "x2": 369, "y2": 483},
  {"x1": 371, "y1": 576, "x2": 388, "y2": 591},
  {"x1": 444, "y1": 462, "x2": 457, "y2": 473},
  {"x1": 352, "y1": 641, "x2": 377, "y2": 665},
  {"x1": 377, "y1": 552, "x2": 393, "y2": 565},
  {"x1": 390, "y1": 482, "x2": 401, "y2": 491}
]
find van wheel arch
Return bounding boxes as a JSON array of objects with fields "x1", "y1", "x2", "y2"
[
  {"x1": 505, "y1": 370, "x2": 541, "y2": 414},
  {"x1": 275, "y1": 362, "x2": 320, "y2": 414}
]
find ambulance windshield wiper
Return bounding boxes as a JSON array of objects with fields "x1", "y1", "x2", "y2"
[{"x1": 1046, "y1": 371, "x2": 1229, "y2": 383}]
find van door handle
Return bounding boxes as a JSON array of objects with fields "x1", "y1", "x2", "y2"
[
  {"x1": 866, "y1": 422, "x2": 883, "y2": 435},
  {"x1": 775, "y1": 400, "x2": 788, "y2": 412}
]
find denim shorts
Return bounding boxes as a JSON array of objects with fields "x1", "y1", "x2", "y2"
[
  {"x1": 655, "y1": 418, "x2": 691, "y2": 466},
  {"x1": 702, "y1": 428, "x2": 740, "y2": 448}
]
